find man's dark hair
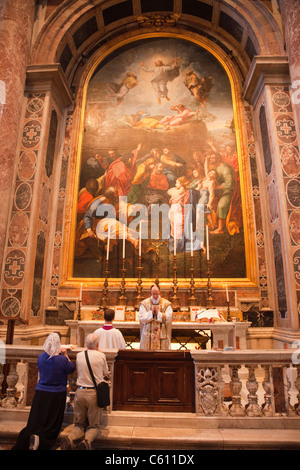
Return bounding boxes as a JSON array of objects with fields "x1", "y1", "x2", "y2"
[{"x1": 104, "y1": 308, "x2": 115, "y2": 322}]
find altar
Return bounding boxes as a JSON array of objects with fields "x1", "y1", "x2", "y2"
[{"x1": 66, "y1": 319, "x2": 250, "y2": 350}]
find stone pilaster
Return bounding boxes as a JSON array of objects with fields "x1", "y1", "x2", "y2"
[{"x1": 0, "y1": 0, "x2": 36, "y2": 268}]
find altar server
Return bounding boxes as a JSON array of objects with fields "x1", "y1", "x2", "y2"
[
  {"x1": 94, "y1": 308, "x2": 126, "y2": 350},
  {"x1": 139, "y1": 284, "x2": 173, "y2": 350}
]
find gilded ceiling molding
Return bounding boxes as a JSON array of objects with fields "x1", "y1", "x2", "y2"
[{"x1": 136, "y1": 13, "x2": 181, "y2": 31}]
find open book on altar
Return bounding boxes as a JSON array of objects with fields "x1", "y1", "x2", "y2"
[{"x1": 195, "y1": 308, "x2": 227, "y2": 323}]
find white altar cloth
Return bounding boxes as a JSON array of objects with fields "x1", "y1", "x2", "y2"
[{"x1": 66, "y1": 319, "x2": 251, "y2": 350}]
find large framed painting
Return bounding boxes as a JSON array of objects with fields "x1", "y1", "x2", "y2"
[{"x1": 70, "y1": 36, "x2": 247, "y2": 284}]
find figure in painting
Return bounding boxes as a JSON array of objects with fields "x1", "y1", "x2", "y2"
[
  {"x1": 159, "y1": 104, "x2": 198, "y2": 130},
  {"x1": 160, "y1": 147, "x2": 186, "y2": 187},
  {"x1": 184, "y1": 70, "x2": 213, "y2": 107},
  {"x1": 77, "y1": 178, "x2": 99, "y2": 223},
  {"x1": 167, "y1": 176, "x2": 201, "y2": 253},
  {"x1": 197, "y1": 169, "x2": 218, "y2": 229},
  {"x1": 75, "y1": 186, "x2": 138, "y2": 260},
  {"x1": 144, "y1": 162, "x2": 170, "y2": 208},
  {"x1": 104, "y1": 143, "x2": 142, "y2": 196},
  {"x1": 106, "y1": 71, "x2": 138, "y2": 106},
  {"x1": 207, "y1": 152, "x2": 235, "y2": 234},
  {"x1": 140, "y1": 58, "x2": 180, "y2": 104}
]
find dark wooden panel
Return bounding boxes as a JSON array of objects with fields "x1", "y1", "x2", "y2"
[{"x1": 113, "y1": 350, "x2": 195, "y2": 412}]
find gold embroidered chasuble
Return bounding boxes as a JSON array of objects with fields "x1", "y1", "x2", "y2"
[{"x1": 139, "y1": 297, "x2": 172, "y2": 350}]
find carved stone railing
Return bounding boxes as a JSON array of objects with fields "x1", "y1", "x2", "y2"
[
  {"x1": 190, "y1": 349, "x2": 300, "y2": 417},
  {"x1": 0, "y1": 345, "x2": 118, "y2": 411},
  {"x1": 1, "y1": 345, "x2": 300, "y2": 420}
]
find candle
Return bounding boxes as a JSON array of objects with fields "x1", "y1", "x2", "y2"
[
  {"x1": 106, "y1": 226, "x2": 110, "y2": 261},
  {"x1": 79, "y1": 283, "x2": 82, "y2": 301},
  {"x1": 190, "y1": 222, "x2": 193, "y2": 256},
  {"x1": 226, "y1": 284, "x2": 229, "y2": 302},
  {"x1": 206, "y1": 225, "x2": 209, "y2": 260},
  {"x1": 139, "y1": 222, "x2": 142, "y2": 257},
  {"x1": 122, "y1": 225, "x2": 126, "y2": 258}
]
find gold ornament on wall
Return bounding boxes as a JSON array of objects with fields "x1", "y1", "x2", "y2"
[{"x1": 137, "y1": 13, "x2": 181, "y2": 31}]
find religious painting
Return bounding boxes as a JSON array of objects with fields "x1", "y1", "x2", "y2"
[{"x1": 72, "y1": 37, "x2": 246, "y2": 281}]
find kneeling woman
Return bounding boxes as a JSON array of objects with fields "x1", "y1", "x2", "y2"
[{"x1": 12, "y1": 332, "x2": 75, "y2": 450}]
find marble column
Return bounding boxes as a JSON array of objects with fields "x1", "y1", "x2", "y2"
[
  {"x1": 0, "y1": 0, "x2": 36, "y2": 267},
  {"x1": 280, "y1": 0, "x2": 300, "y2": 137}
]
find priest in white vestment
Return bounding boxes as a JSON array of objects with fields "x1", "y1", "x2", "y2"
[
  {"x1": 94, "y1": 308, "x2": 126, "y2": 349},
  {"x1": 139, "y1": 284, "x2": 173, "y2": 350}
]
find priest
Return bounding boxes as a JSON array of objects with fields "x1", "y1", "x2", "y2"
[{"x1": 139, "y1": 284, "x2": 173, "y2": 350}]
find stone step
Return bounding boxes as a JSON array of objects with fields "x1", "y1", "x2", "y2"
[{"x1": 1, "y1": 414, "x2": 300, "y2": 450}]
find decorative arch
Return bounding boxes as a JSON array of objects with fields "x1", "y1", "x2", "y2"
[{"x1": 31, "y1": 0, "x2": 284, "y2": 86}]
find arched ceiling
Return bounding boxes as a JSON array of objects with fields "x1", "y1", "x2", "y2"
[{"x1": 31, "y1": 0, "x2": 284, "y2": 90}]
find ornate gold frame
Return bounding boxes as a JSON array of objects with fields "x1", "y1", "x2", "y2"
[{"x1": 61, "y1": 30, "x2": 258, "y2": 290}]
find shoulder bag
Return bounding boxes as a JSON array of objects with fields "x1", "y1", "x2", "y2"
[{"x1": 84, "y1": 350, "x2": 110, "y2": 408}]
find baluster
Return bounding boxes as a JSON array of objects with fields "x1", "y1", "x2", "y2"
[
  {"x1": 294, "y1": 365, "x2": 300, "y2": 416},
  {"x1": 262, "y1": 365, "x2": 273, "y2": 416},
  {"x1": 245, "y1": 365, "x2": 262, "y2": 416},
  {"x1": 219, "y1": 365, "x2": 228, "y2": 415},
  {"x1": 17, "y1": 360, "x2": 28, "y2": 408},
  {"x1": 285, "y1": 365, "x2": 296, "y2": 416},
  {"x1": 229, "y1": 365, "x2": 244, "y2": 416},
  {"x1": 66, "y1": 371, "x2": 77, "y2": 411},
  {"x1": 2, "y1": 360, "x2": 19, "y2": 408},
  {"x1": 0, "y1": 363, "x2": 3, "y2": 406}
]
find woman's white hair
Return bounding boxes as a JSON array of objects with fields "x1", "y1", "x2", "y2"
[
  {"x1": 43, "y1": 332, "x2": 61, "y2": 358},
  {"x1": 86, "y1": 333, "x2": 99, "y2": 349}
]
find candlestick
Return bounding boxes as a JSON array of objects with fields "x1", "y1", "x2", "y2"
[
  {"x1": 99, "y1": 260, "x2": 110, "y2": 309},
  {"x1": 106, "y1": 226, "x2": 110, "y2": 261},
  {"x1": 174, "y1": 224, "x2": 177, "y2": 256},
  {"x1": 77, "y1": 299, "x2": 82, "y2": 321},
  {"x1": 118, "y1": 257, "x2": 127, "y2": 306},
  {"x1": 189, "y1": 254, "x2": 197, "y2": 306},
  {"x1": 227, "y1": 300, "x2": 232, "y2": 322},
  {"x1": 190, "y1": 222, "x2": 193, "y2": 256},
  {"x1": 122, "y1": 225, "x2": 126, "y2": 258},
  {"x1": 139, "y1": 222, "x2": 142, "y2": 257},
  {"x1": 206, "y1": 258, "x2": 213, "y2": 307},
  {"x1": 170, "y1": 253, "x2": 180, "y2": 310},
  {"x1": 206, "y1": 225, "x2": 209, "y2": 260},
  {"x1": 134, "y1": 255, "x2": 144, "y2": 309}
]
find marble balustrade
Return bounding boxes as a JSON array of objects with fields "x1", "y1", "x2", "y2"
[{"x1": 1, "y1": 345, "x2": 300, "y2": 418}]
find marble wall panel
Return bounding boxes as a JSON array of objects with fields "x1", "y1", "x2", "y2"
[
  {"x1": 0, "y1": 94, "x2": 45, "y2": 320},
  {"x1": 270, "y1": 86, "x2": 300, "y2": 321}
]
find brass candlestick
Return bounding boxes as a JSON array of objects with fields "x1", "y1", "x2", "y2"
[
  {"x1": 206, "y1": 258, "x2": 213, "y2": 307},
  {"x1": 170, "y1": 254, "x2": 180, "y2": 310},
  {"x1": 226, "y1": 300, "x2": 232, "y2": 322},
  {"x1": 100, "y1": 260, "x2": 110, "y2": 309},
  {"x1": 118, "y1": 257, "x2": 127, "y2": 306},
  {"x1": 77, "y1": 299, "x2": 82, "y2": 321},
  {"x1": 189, "y1": 255, "x2": 198, "y2": 306},
  {"x1": 134, "y1": 256, "x2": 144, "y2": 309}
]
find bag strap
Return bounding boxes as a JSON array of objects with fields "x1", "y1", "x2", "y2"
[{"x1": 84, "y1": 350, "x2": 97, "y2": 388}]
